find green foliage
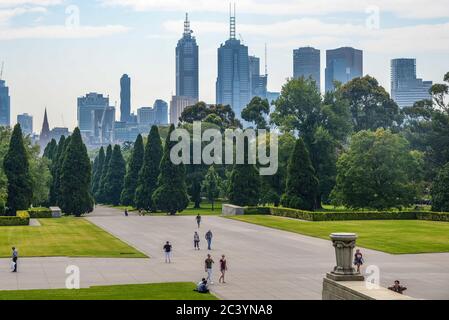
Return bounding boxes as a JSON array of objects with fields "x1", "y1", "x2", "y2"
[
  {"x1": 190, "y1": 176, "x2": 202, "y2": 209},
  {"x1": 331, "y1": 129, "x2": 421, "y2": 210},
  {"x1": 49, "y1": 135, "x2": 67, "y2": 206},
  {"x1": 417, "y1": 211, "x2": 449, "y2": 222},
  {"x1": 432, "y1": 162, "x2": 449, "y2": 212},
  {"x1": 202, "y1": 166, "x2": 220, "y2": 211},
  {"x1": 340, "y1": 75, "x2": 403, "y2": 132},
  {"x1": 27, "y1": 207, "x2": 52, "y2": 218},
  {"x1": 43, "y1": 139, "x2": 57, "y2": 160},
  {"x1": 91, "y1": 146, "x2": 105, "y2": 197},
  {"x1": 104, "y1": 145, "x2": 126, "y2": 206},
  {"x1": 121, "y1": 135, "x2": 144, "y2": 206},
  {"x1": 3, "y1": 124, "x2": 33, "y2": 215},
  {"x1": 241, "y1": 96, "x2": 270, "y2": 129},
  {"x1": 228, "y1": 164, "x2": 260, "y2": 207},
  {"x1": 0, "y1": 210, "x2": 29, "y2": 226},
  {"x1": 281, "y1": 138, "x2": 319, "y2": 211},
  {"x1": 135, "y1": 126, "x2": 163, "y2": 211},
  {"x1": 152, "y1": 124, "x2": 189, "y2": 214},
  {"x1": 59, "y1": 128, "x2": 94, "y2": 216},
  {"x1": 96, "y1": 145, "x2": 112, "y2": 203},
  {"x1": 179, "y1": 102, "x2": 242, "y2": 130}
]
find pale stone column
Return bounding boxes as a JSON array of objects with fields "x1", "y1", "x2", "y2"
[{"x1": 326, "y1": 233, "x2": 364, "y2": 281}]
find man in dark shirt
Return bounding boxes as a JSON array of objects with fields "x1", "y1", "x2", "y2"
[
  {"x1": 11, "y1": 247, "x2": 18, "y2": 272},
  {"x1": 163, "y1": 241, "x2": 172, "y2": 263},
  {"x1": 196, "y1": 214, "x2": 201, "y2": 228},
  {"x1": 205, "y1": 230, "x2": 213, "y2": 250},
  {"x1": 388, "y1": 280, "x2": 407, "y2": 294},
  {"x1": 204, "y1": 254, "x2": 214, "y2": 284}
]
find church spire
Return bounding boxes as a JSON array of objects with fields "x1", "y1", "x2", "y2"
[{"x1": 39, "y1": 108, "x2": 51, "y2": 149}]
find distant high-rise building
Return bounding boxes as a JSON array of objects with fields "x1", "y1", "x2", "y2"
[
  {"x1": 176, "y1": 13, "x2": 199, "y2": 100},
  {"x1": 325, "y1": 47, "x2": 363, "y2": 92},
  {"x1": 391, "y1": 58, "x2": 433, "y2": 108},
  {"x1": 50, "y1": 127, "x2": 70, "y2": 141},
  {"x1": 249, "y1": 56, "x2": 268, "y2": 99},
  {"x1": 39, "y1": 108, "x2": 51, "y2": 150},
  {"x1": 17, "y1": 113, "x2": 33, "y2": 135},
  {"x1": 216, "y1": 8, "x2": 250, "y2": 119},
  {"x1": 120, "y1": 74, "x2": 131, "y2": 122},
  {"x1": 293, "y1": 47, "x2": 321, "y2": 91},
  {"x1": 77, "y1": 93, "x2": 114, "y2": 143},
  {"x1": 154, "y1": 99, "x2": 168, "y2": 124},
  {"x1": 170, "y1": 95, "x2": 198, "y2": 125},
  {"x1": 137, "y1": 107, "x2": 156, "y2": 126},
  {"x1": 0, "y1": 79, "x2": 10, "y2": 127}
]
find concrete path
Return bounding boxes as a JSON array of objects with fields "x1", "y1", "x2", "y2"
[{"x1": 1, "y1": 206, "x2": 448, "y2": 300}]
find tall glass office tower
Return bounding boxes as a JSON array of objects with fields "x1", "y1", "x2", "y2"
[
  {"x1": 293, "y1": 47, "x2": 321, "y2": 91},
  {"x1": 0, "y1": 80, "x2": 10, "y2": 127},
  {"x1": 325, "y1": 47, "x2": 363, "y2": 92},
  {"x1": 216, "y1": 8, "x2": 250, "y2": 120},
  {"x1": 391, "y1": 58, "x2": 432, "y2": 108},
  {"x1": 176, "y1": 13, "x2": 199, "y2": 100},
  {"x1": 120, "y1": 74, "x2": 131, "y2": 122}
]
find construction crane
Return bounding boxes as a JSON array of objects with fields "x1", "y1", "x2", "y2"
[{"x1": 0, "y1": 62, "x2": 4, "y2": 81}]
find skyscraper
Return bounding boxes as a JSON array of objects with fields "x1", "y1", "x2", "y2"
[
  {"x1": 391, "y1": 58, "x2": 433, "y2": 108},
  {"x1": 120, "y1": 74, "x2": 131, "y2": 122},
  {"x1": 216, "y1": 7, "x2": 250, "y2": 119},
  {"x1": 325, "y1": 47, "x2": 363, "y2": 92},
  {"x1": 170, "y1": 95, "x2": 198, "y2": 125},
  {"x1": 249, "y1": 55, "x2": 268, "y2": 99},
  {"x1": 176, "y1": 13, "x2": 199, "y2": 100},
  {"x1": 0, "y1": 79, "x2": 10, "y2": 127},
  {"x1": 153, "y1": 99, "x2": 168, "y2": 124},
  {"x1": 293, "y1": 47, "x2": 321, "y2": 91},
  {"x1": 17, "y1": 113, "x2": 33, "y2": 135}
]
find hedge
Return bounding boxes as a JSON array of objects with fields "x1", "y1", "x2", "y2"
[
  {"x1": 28, "y1": 207, "x2": 53, "y2": 218},
  {"x1": 244, "y1": 206, "x2": 449, "y2": 222},
  {"x1": 0, "y1": 211, "x2": 30, "y2": 226}
]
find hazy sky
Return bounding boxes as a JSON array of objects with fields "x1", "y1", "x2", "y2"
[{"x1": 1, "y1": 0, "x2": 448, "y2": 131}]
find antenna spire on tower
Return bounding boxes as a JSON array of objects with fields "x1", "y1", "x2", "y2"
[
  {"x1": 229, "y1": 3, "x2": 236, "y2": 40},
  {"x1": 184, "y1": 12, "x2": 191, "y2": 36}
]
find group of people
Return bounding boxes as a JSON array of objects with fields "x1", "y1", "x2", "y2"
[{"x1": 353, "y1": 249, "x2": 407, "y2": 295}]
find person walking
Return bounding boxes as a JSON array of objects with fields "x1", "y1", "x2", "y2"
[
  {"x1": 163, "y1": 241, "x2": 172, "y2": 263},
  {"x1": 11, "y1": 247, "x2": 18, "y2": 273},
  {"x1": 124, "y1": 209, "x2": 129, "y2": 217},
  {"x1": 204, "y1": 254, "x2": 214, "y2": 284},
  {"x1": 219, "y1": 255, "x2": 228, "y2": 284},
  {"x1": 196, "y1": 214, "x2": 201, "y2": 228},
  {"x1": 205, "y1": 230, "x2": 213, "y2": 250},
  {"x1": 353, "y1": 249, "x2": 364, "y2": 273},
  {"x1": 194, "y1": 232, "x2": 200, "y2": 250}
]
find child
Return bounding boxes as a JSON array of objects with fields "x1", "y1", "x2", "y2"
[{"x1": 353, "y1": 249, "x2": 364, "y2": 273}]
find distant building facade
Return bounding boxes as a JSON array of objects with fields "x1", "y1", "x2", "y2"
[
  {"x1": 137, "y1": 100, "x2": 168, "y2": 126},
  {"x1": 17, "y1": 113, "x2": 33, "y2": 135},
  {"x1": 170, "y1": 95, "x2": 198, "y2": 125},
  {"x1": 325, "y1": 47, "x2": 363, "y2": 92},
  {"x1": 50, "y1": 127, "x2": 70, "y2": 142},
  {"x1": 293, "y1": 47, "x2": 321, "y2": 91},
  {"x1": 0, "y1": 80, "x2": 10, "y2": 127},
  {"x1": 216, "y1": 11, "x2": 250, "y2": 120},
  {"x1": 120, "y1": 74, "x2": 131, "y2": 122},
  {"x1": 176, "y1": 13, "x2": 199, "y2": 100},
  {"x1": 77, "y1": 92, "x2": 115, "y2": 144},
  {"x1": 249, "y1": 55, "x2": 268, "y2": 99},
  {"x1": 391, "y1": 58, "x2": 433, "y2": 108}
]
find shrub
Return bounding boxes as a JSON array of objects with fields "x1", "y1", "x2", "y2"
[
  {"x1": 28, "y1": 207, "x2": 52, "y2": 218},
  {"x1": 244, "y1": 207, "x2": 271, "y2": 215},
  {"x1": 417, "y1": 212, "x2": 449, "y2": 222},
  {"x1": 0, "y1": 211, "x2": 30, "y2": 226}
]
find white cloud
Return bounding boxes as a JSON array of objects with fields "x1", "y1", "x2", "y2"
[
  {"x1": 162, "y1": 18, "x2": 449, "y2": 54},
  {"x1": 0, "y1": 24, "x2": 130, "y2": 40},
  {"x1": 101, "y1": 0, "x2": 449, "y2": 19},
  {"x1": 0, "y1": 6, "x2": 47, "y2": 24},
  {"x1": 0, "y1": 0, "x2": 62, "y2": 7}
]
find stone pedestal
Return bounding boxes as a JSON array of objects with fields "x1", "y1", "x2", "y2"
[
  {"x1": 222, "y1": 204, "x2": 244, "y2": 216},
  {"x1": 50, "y1": 206, "x2": 61, "y2": 218},
  {"x1": 326, "y1": 233, "x2": 364, "y2": 281}
]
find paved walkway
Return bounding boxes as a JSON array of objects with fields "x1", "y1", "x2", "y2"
[{"x1": 1, "y1": 206, "x2": 448, "y2": 299}]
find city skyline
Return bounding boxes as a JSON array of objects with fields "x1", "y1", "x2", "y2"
[{"x1": 1, "y1": 0, "x2": 448, "y2": 129}]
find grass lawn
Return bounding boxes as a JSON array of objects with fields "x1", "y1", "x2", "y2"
[
  {"x1": 0, "y1": 217, "x2": 146, "y2": 258},
  {"x1": 228, "y1": 215, "x2": 449, "y2": 254},
  {"x1": 120, "y1": 201, "x2": 224, "y2": 216},
  {"x1": 0, "y1": 283, "x2": 217, "y2": 300}
]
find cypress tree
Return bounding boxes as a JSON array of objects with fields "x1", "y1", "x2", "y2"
[
  {"x1": 432, "y1": 162, "x2": 449, "y2": 212},
  {"x1": 202, "y1": 166, "x2": 220, "y2": 211},
  {"x1": 59, "y1": 128, "x2": 93, "y2": 216},
  {"x1": 190, "y1": 178, "x2": 202, "y2": 209},
  {"x1": 121, "y1": 135, "x2": 144, "y2": 206},
  {"x1": 281, "y1": 138, "x2": 319, "y2": 211},
  {"x1": 43, "y1": 139, "x2": 57, "y2": 160},
  {"x1": 135, "y1": 126, "x2": 163, "y2": 211},
  {"x1": 3, "y1": 124, "x2": 33, "y2": 215},
  {"x1": 152, "y1": 124, "x2": 189, "y2": 215},
  {"x1": 49, "y1": 135, "x2": 67, "y2": 206},
  {"x1": 91, "y1": 147, "x2": 105, "y2": 197},
  {"x1": 228, "y1": 164, "x2": 260, "y2": 207},
  {"x1": 96, "y1": 144, "x2": 112, "y2": 203},
  {"x1": 104, "y1": 145, "x2": 126, "y2": 206}
]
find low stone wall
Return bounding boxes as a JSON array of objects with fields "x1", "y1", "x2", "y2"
[
  {"x1": 222, "y1": 204, "x2": 245, "y2": 216},
  {"x1": 322, "y1": 278, "x2": 415, "y2": 300}
]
